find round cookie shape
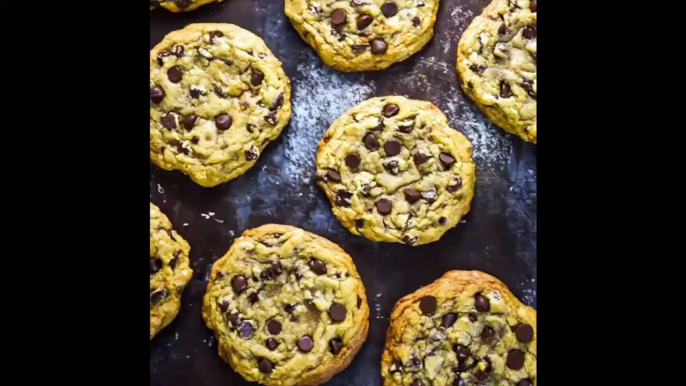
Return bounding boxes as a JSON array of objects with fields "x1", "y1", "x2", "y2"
[
  {"x1": 315, "y1": 96, "x2": 475, "y2": 246},
  {"x1": 381, "y1": 270, "x2": 537, "y2": 385},
  {"x1": 457, "y1": 0, "x2": 537, "y2": 143},
  {"x1": 285, "y1": 0, "x2": 440, "y2": 71},
  {"x1": 151, "y1": 0, "x2": 224, "y2": 12},
  {"x1": 150, "y1": 202, "x2": 193, "y2": 339},
  {"x1": 150, "y1": 24, "x2": 292, "y2": 187},
  {"x1": 202, "y1": 224, "x2": 370, "y2": 386}
]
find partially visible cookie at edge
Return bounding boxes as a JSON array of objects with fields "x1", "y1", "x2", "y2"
[
  {"x1": 150, "y1": 202, "x2": 193, "y2": 339},
  {"x1": 285, "y1": 0, "x2": 440, "y2": 71},
  {"x1": 316, "y1": 96, "x2": 475, "y2": 246},
  {"x1": 381, "y1": 270, "x2": 537, "y2": 385},
  {"x1": 457, "y1": 0, "x2": 537, "y2": 143},
  {"x1": 150, "y1": 23, "x2": 292, "y2": 187},
  {"x1": 202, "y1": 224, "x2": 370, "y2": 386},
  {"x1": 151, "y1": 0, "x2": 224, "y2": 12}
]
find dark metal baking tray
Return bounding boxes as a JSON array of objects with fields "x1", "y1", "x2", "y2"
[{"x1": 150, "y1": 0, "x2": 536, "y2": 384}]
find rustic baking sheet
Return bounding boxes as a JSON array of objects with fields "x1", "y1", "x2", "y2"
[{"x1": 149, "y1": 0, "x2": 536, "y2": 384}]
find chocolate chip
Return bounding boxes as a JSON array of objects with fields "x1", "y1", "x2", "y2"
[
  {"x1": 329, "y1": 303, "x2": 347, "y2": 321},
  {"x1": 267, "y1": 319, "x2": 282, "y2": 335},
  {"x1": 356, "y1": 14, "x2": 373, "y2": 29},
  {"x1": 176, "y1": 0, "x2": 190, "y2": 8},
  {"x1": 170, "y1": 250, "x2": 180, "y2": 268},
  {"x1": 421, "y1": 189, "x2": 436, "y2": 202},
  {"x1": 264, "y1": 111, "x2": 278, "y2": 126},
  {"x1": 176, "y1": 143, "x2": 188, "y2": 155},
  {"x1": 272, "y1": 261, "x2": 283, "y2": 275},
  {"x1": 522, "y1": 80, "x2": 536, "y2": 99},
  {"x1": 215, "y1": 113, "x2": 232, "y2": 130},
  {"x1": 384, "y1": 139, "x2": 401, "y2": 156},
  {"x1": 209, "y1": 30, "x2": 224, "y2": 42},
  {"x1": 447, "y1": 176, "x2": 463, "y2": 192},
  {"x1": 265, "y1": 338, "x2": 279, "y2": 351},
  {"x1": 506, "y1": 349, "x2": 525, "y2": 370},
  {"x1": 258, "y1": 358, "x2": 273, "y2": 373},
  {"x1": 442, "y1": 313, "x2": 457, "y2": 328},
  {"x1": 248, "y1": 292, "x2": 259, "y2": 303},
  {"x1": 329, "y1": 338, "x2": 344, "y2": 354},
  {"x1": 150, "y1": 86, "x2": 165, "y2": 104},
  {"x1": 454, "y1": 344, "x2": 470, "y2": 361},
  {"x1": 419, "y1": 296, "x2": 436, "y2": 315},
  {"x1": 364, "y1": 133, "x2": 380, "y2": 150},
  {"x1": 474, "y1": 370, "x2": 488, "y2": 380},
  {"x1": 381, "y1": 1, "x2": 398, "y2": 17},
  {"x1": 384, "y1": 160, "x2": 399, "y2": 175},
  {"x1": 245, "y1": 146, "x2": 259, "y2": 161},
  {"x1": 530, "y1": 0, "x2": 536, "y2": 12},
  {"x1": 439, "y1": 152, "x2": 456, "y2": 168},
  {"x1": 297, "y1": 335, "x2": 314, "y2": 352},
  {"x1": 160, "y1": 113, "x2": 177, "y2": 130},
  {"x1": 335, "y1": 190, "x2": 353, "y2": 207},
  {"x1": 231, "y1": 275, "x2": 247, "y2": 294},
  {"x1": 167, "y1": 66, "x2": 182, "y2": 83},
  {"x1": 331, "y1": 9, "x2": 347, "y2": 26},
  {"x1": 414, "y1": 152, "x2": 431, "y2": 165},
  {"x1": 239, "y1": 322, "x2": 254, "y2": 338},
  {"x1": 326, "y1": 169, "x2": 341, "y2": 182},
  {"x1": 246, "y1": 124, "x2": 255, "y2": 133},
  {"x1": 498, "y1": 24, "x2": 508, "y2": 35},
  {"x1": 157, "y1": 50, "x2": 171, "y2": 66},
  {"x1": 412, "y1": 17, "x2": 421, "y2": 26},
  {"x1": 351, "y1": 44, "x2": 368, "y2": 53},
  {"x1": 284, "y1": 304, "x2": 296, "y2": 314},
  {"x1": 518, "y1": 379, "x2": 533, "y2": 386},
  {"x1": 515, "y1": 324, "x2": 534, "y2": 342},
  {"x1": 468, "y1": 313, "x2": 478, "y2": 322},
  {"x1": 183, "y1": 114, "x2": 198, "y2": 130},
  {"x1": 345, "y1": 153, "x2": 361, "y2": 168},
  {"x1": 404, "y1": 188, "x2": 421, "y2": 203},
  {"x1": 309, "y1": 259, "x2": 327, "y2": 275},
  {"x1": 150, "y1": 258, "x2": 162, "y2": 274},
  {"x1": 190, "y1": 88, "x2": 201, "y2": 99},
  {"x1": 150, "y1": 289, "x2": 168, "y2": 305},
  {"x1": 357, "y1": 295, "x2": 363, "y2": 309},
  {"x1": 522, "y1": 26, "x2": 536, "y2": 39},
  {"x1": 370, "y1": 39, "x2": 388, "y2": 54},
  {"x1": 402, "y1": 235, "x2": 418, "y2": 245},
  {"x1": 500, "y1": 81, "x2": 513, "y2": 98},
  {"x1": 215, "y1": 272, "x2": 227, "y2": 280},
  {"x1": 481, "y1": 326, "x2": 495, "y2": 339},
  {"x1": 271, "y1": 93, "x2": 285, "y2": 111},
  {"x1": 453, "y1": 378, "x2": 466, "y2": 386},
  {"x1": 399, "y1": 120, "x2": 415, "y2": 133},
  {"x1": 469, "y1": 64, "x2": 486, "y2": 74},
  {"x1": 227, "y1": 312, "x2": 240, "y2": 327},
  {"x1": 410, "y1": 381, "x2": 423, "y2": 386},
  {"x1": 438, "y1": 217, "x2": 447, "y2": 225},
  {"x1": 251, "y1": 69, "x2": 264, "y2": 86},
  {"x1": 474, "y1": 293, "x2": 490, "y2": 312},
  {"x1": 375, "y1": 198, "x2": 392, "y2": 215},
  {"x1": 172, "y1": 44, "x2": 185, "y2": 57},
  {"x1": 383, "y1": 104, "x2": 399, "y2": 117},
  {"x1": 214, "y1": 86, "x2": 228, "y2": 98},
  {"x1": 216, "y1": 299, "x2": 230, "y2": 312}
]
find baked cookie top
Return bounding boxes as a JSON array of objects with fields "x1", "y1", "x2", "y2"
[
  {"x1": 315, "y1": 96, "x2": 475, "y2": 246},
  {"x1": 202, "y1": 224, "x2": 370, "y2": 386},
  {"x1": 150, "y1": 0, "x2": 223, "y2": 12},
  {"x1": 457, "y1": 0, "x2": 536, "y2": 143},
  {"x1": 381, "y1": 270, "x2": 537, "y2": 386},
  {"x1": 150, "y1": 23, "x2": 292, "y2": 187},
  {"x1": 285, "y1": 0, "x2": 439, "y2": 71},
  {"x1": 150, "y1": 202, "x2": 193, "y2": 340}
]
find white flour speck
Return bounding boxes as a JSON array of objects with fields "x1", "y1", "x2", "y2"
[
  {"x1": 214, "y1": 218, "x2": 224, "y2": 224},
  {"x1": 175, "y1": 332, "x2": 179, "y2": 341},
  {"x1": 229, "y1": 230, "x2": 235, "y2": 237},
  {"x1": 201, "y1": 213, "x2": 210, "y2": 219},
  {"x1": 183, "y1": 223, "x2": 189, "y2": 227},
  {"x1": 208, "y1": 211, "x2": 215, "y2": 216},
  {"x1": 157, "y1": 184, "x2": 164, "y2": 194}
]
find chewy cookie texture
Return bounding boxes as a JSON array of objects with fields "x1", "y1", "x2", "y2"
[
  {"x1": 202, "y1": 224, "x2": 369, "y2": 386},
  {"x1": 381, "y1": 270, "x2": 536, "y2": 385},
  {"x1": 285, "y1": 0, "x2": 440, "y2": 71},
  {"x1": 150, "y1": 0, "x2": 224, "y2": 12},
  {"x1": 150, "y1": 23, "x2": 292, "y2": 187},
  {"x1": 316, "y1": 96, "x2": 475, "y2": 246},
  {"x1": 150, "y1": 203, "x2": 193, "y2": 340},
  {"x1": 457, "y1": 0, "x2": 537, "y2": 143}
]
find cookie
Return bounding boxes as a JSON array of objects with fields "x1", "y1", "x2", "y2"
[
  {"x1": 457, "y1": 0, "x2": 537, "y2": 144},
  {"x1": 150, "y1": 24, "x2": 292, "y2": 187},
  {"x1": 381, "y1": 270, "x2": 537, "y2": 385},
  {"x1": 150, "y1": 0, "x2": 223, "y2": 12},
  {"x1": 315, "y1": 96, "x2": 475, "y2": 246},
  {"x1": 285, "y1": 0, "x2": 439, "y2": 71},
  {"x1": 202, "y1": 224, "x2": 370, "y2": 385},
  {"x1": 150, "y1": 202, "x2": 193, "y2": 339}
]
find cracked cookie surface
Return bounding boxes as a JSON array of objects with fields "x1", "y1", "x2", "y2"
[
  {"x1": 382, "y1": 270, "x2": 537, "y2": 386},
  {"x1": 457, "y1": 0, "x2": 536, "y2": 144},
  {"x1": 315, "y1": 96, "x2": 475, "y2": 246},
  {"x1": 285, "y1": 0, "x2": 439, "y2": 71},
  {"x1": 150, "y1": 0, "x2": 223, "y2": 12},
  {"x1": 150, "y1": 23, "x2": 292, "y2": 187},
  {"x1": 150, "y1": 202, "x2": 193, "y2": 340},
  {"x1": 202, "y1": 224, "x2": 369, "y2": 386}
]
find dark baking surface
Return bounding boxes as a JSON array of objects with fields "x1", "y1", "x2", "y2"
[{"x1": 149, "y1": 0, "x2": 536, "y2": 385}]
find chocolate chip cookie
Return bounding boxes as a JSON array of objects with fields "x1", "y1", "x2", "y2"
[
  {"x1": 150, "y1": 24, "x2": 292, "y2": 187},
  {"x1": 382, "y1": 270, "x2": 537, "y2": 385},
  {"x1": 285, "y1": 0, "x2": 439, "y2": 71},
  {"x1": 150, "y1": 0, "x2": 223, "y2": 12},
  {"x1": 150, "y1": 202, "x2": 193, "y2": 339},
  {"x1": 315, "y1": 96, "x2": 475, "y2": 246},
  {"x1": 202, "y1": 224, "x2": 369, "y2": 385},
  {"x1": 457, "y1": 0, "x2": 536, "y2": 144}
]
